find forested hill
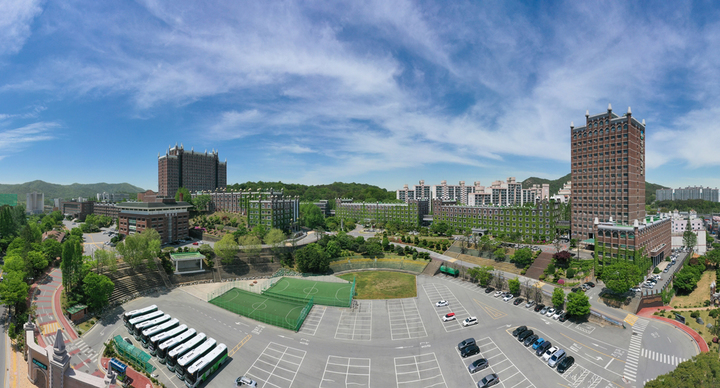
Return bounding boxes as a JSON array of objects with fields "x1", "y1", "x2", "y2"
[
  {"x1": 226, "y1": 181, "x2": 397, "y2": 202},
  {"x1": 522, "y1": 174, "x2": 667, "y2": 204},
  {"x1": 0, "y1": 180, "x2": 144, "y2": 202}
]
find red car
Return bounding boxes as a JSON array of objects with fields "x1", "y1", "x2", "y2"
[{"x1": 192, "y1": 242, "x2": 199, "y2": 245}]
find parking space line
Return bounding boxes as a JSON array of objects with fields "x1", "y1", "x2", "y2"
[
  {"x1": 388, "y1": 299, "x2": 428, "y2": 340},
  {"x1": 299, "y1": 306, "x2": 326, "y2": 336},
  {"x1": 422, "y1": 283, "x2": 471, "y2": 332},
  {"x1": 394, "y1": 353, "x2": 447, "y2": 388},
  {"x1": 457, "y1": 336, "x2": 535, "y2": 388},
  {"x1": 245, "y1": 342, "x2": 306, "y2": 388},
  {"x1": 320, "y1": 355, "x2": 371, "y2": 388}
]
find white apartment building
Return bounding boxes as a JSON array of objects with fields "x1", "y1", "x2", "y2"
[{"x1": 26, "y1": 192, "x2": 44, "y2": 214}]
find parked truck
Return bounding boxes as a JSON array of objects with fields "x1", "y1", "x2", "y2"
[{"x1": 439, "y1": 264, "x2": 459, "y2": 277}]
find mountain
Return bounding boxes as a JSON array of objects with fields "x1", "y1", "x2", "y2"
[
  {"x1": 521, "y1": 174, "x2": 667, "y2": 204},
  {"x1": 0, "y1": 180, "x2": 145, "y2": 203},
  {"x1": 226, "y1": 181, "x2": 397, "y2": 203}
]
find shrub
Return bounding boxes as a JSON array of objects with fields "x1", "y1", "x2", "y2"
[
  {"x1": 691, "y1": 311, "x2": 700, "y2": 318},
  {"x1": 558, "y1": 279, "x2": 565, "y2": 285},
  {"x1": 653, "y1": 267, "x2": 661, "y2": 274},
  {"x1": 566, "y1": 269, "x2": 576, "y2": 278},
  {"x1": 520, "y1": 269, "x2": 527, "y2": 275},
  {"x1": 539, "y1": 274, "x2": 546, "y2": 281}
]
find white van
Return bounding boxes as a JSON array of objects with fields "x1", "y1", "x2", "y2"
[{"x1": 548, "y1": 349, "x2": 566, "y2": 368}]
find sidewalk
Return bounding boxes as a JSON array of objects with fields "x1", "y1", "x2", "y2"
[
  {"x1": 100, "y1": 358, "x2": 151, "y2": 388},
  {"x1": 637, "y1": 306, "x2": 709, "y2": 353}
]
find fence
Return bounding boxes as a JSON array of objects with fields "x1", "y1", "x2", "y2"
[
  {"x1": 205, "y1": 277, "x2": 279, "y2": 301},
  {"x1": 112, "y1": 335, "x2": 155, "y2": 373},
  {"x1": 209, "y1": 291, "x2": 313, "y2": 332},
  {"x1": 329, "y1": 258, "x2": 429, "y2": 274},
  {"x1": 262, "y1": 276, "x2": 356, "y2": 308}
]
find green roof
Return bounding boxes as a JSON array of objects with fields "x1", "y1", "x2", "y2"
[
  {"x1": 170, "y1": 252, "x2": 206, "y2": 261},
  {"x1": 67, "y1": 304, "x2": 87, "y2": 314},
  {"x1": 582, "y1": 239, "x2": 595, "y2": 244}
]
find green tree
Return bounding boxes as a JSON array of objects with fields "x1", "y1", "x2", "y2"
[
  {"x1": 683, "y1": 220, "x2": 697, "y2": 251},
  {"x1": 508, "y1": 277, "x2": 520, "y2": 295},
  {"x1": 601, "y1": 261, "x2": 642, "y2": 294},
  {"x1": 2, "y1": 254, "x2": 26, "y2": 275},
  {"x1": 674, "y1": 268, "x2": 700, "y2": 294},
  {"x1": 566, "y1": 290, "x2": 590, "y2": 317},
  {"x1": 300, "y1": 204, "x2": 325, "y2": 229},
  {"x1": 92, "y1": 249, "x2": 118, "y2": 275},
  {"x1": 61, "y1": 237, "x2": 83, "y2": 293},
  {"x1": 198, "y1": 243, "x2": 215, "y2": 259},
  {"x1": 430, "y1": 221, "x2": 449, "y2": 236},
  {"x1": 82, "y1": 272, "x2": 114, "y2": 311},
  {"x1": 42, "y1": 239, "x2": 62, "y2": 261},
  {"x1": 294, "y1": 243, "x2": 330, "y2": 273},
  {"x1": 239, "y1": 235, "x2": 262, "y2": 259},
  {"x1": 513, "y1": 248, "x2": 533, "y2": 267},
  {"x1": 552, "y1": 287, "x2": 566, "y2": 308},
  {"x1": 264, "y1": 228, "x2": 286, "y2": 262},
  {"x1": 493, "y1": 247, "x2": 506, "y2": 261},
  {"x1": 251, "y1": 225, "x2": 268, "y2": 242},
  {"x1": 193, "y1": 194, "x2": 212, "y2": 212},
  {"x1": 468, "y1": 265, "x2": 494, "y2": 286},
  {"x1": 645, "y1": 352, "x2": 720, "y2": 387},
  {"x1": 382, "y1": 236, "x2": 390, "y2": 251},
  {"x1": 26, "y1": 251, "x2": 48, "y2": 277},
  {"x1": 115, "y1": 228, "x2": 161, "y2": 270},
  {"x1": 326, "y1": 240, "x2": 341, "y2": 259},
  {"x1": 0, "y1": 270, "x2": 29, "y2": 314},
  {"x1": 175, "y1": 187, "x2": 193, "y2": 204},
  {"x1": 215, "y1": 234, "x2": 239, "y2": 265}
]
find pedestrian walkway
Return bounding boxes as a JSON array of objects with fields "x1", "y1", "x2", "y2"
[
  {"x1": 641, "y1": 348, "x2": 686, "y2": 366},
  {"x1": 524, "y1": 251, "x2": 553, "y2": 280},
  {"x1": 623, "y1": 318, "x2": 648, "y2": 382}
]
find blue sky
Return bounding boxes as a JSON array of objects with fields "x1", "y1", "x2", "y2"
[{"x1": 2, "y1": 1, "x2": 720, "y2": 192}]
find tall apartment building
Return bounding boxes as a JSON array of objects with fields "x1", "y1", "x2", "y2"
[
  {"x1": 656, "y1": 186, "x2": 719, "y2": 202},
  {"x1": 467, "y1": 178, "x2": 549, "y2": 207},
  {"x1": 571, "y1": 105, "x2": 646, "y2": 239},
  {"x1": 396, "y1": 180, "x2": 432, "y2": 202},
  {"x1": 26, "y1": 192, "x2": 44, "y2": 214},
  {"x1": 431, "y1": 181, "x2": 476, "y2": 205},
  {"x1": 335, "y1": 199, "x2": 429, "y2": 229},
  {"x1": 157, "y1": 143, "x2": 227, "y2": 197}
]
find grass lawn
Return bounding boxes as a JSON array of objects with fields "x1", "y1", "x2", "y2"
[
  {"x1": 337, "y1": 271, "x2": 417, "y2": 299},
  {"x1": 658, "y1": 309, "x2": 720, "y2": 353},
  {"x1": 76, "y1": 318, "x2": 96, "y2": 336},
  {"x1": 672, "y1": 271, "x2": 716, "y2": 309}
]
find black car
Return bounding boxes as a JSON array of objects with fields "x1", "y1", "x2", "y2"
[
  {"x1": 557, "y1": 356, "x2": 575, "y2": 373},
  {"x1": 571, "y1": 287, "x2": 580, "y2": 293},
  {"x1": 513, "y1": 297, "x2": 524, "y2": 306},
  {"x1": 484, "y1": 287, "x2": 495, "y2": 294},
  {"x1": 458, "y1": 338, "x2": 476, "y2": 351},
  {"x1": 524, "y1": 334, "x2": 539, "y2": 347},
  {"x1": 586, "y1": 282, "x2": 596, "y2": 288},
  {"x1": 517, "y1": 329, "x2": 534, "y2": 342},
  {"x1": 468, "y1": 358, "x2": 489, "y2": 373},
  {"x1": 534, "y1": 303, "x2": 545, "y2": 312},
  {"x1": 558, "y1": 312, "x2": 568, "y2": 322},
  {"x1": 461, "y1": 344, "x2": 481, "y2": 358},
  {"x1": 512, "y1": 326, "x2": 527, "y2": 337},
  {"x1": 536, "y1": 341, "x2": 552, "y2": 356}
]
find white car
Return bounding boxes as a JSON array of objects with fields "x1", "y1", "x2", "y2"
[
  {"x1": 541, "y1": 346, "x2": 559, "y2": 362},
  {"x1": 502, "y1": 294, "x2": 514, "y2": 302},
  {"x1": 463, "y1": 317, "x2": 478, "y2": 327},
  {"x1": 545, "y1": 307, "x2": 556, "y2": 317},
  {"x1": 493, "y1": 290, "x2": 504, "y2": 298},
  {"x1": 442, "y1": 313, "x2": 456, "y2": 322},
  {"x1": 436, "y1": 300, "x2": 449, "y2": 307},
  {"x1": 236, "y1": 376, "x2": 257, "y2": 387},
  {"x1": 552, "y1": 310, "x2": 563, "y2": 320}
]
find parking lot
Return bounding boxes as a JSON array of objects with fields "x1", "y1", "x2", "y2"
[
  {"x1": 459, "y1": 337, "x2": 536, "y2": 388},
  {"x1": 394, "y1": 353, "x2": 447, "y2": 388},
  {"x1": 334, "y1": 301, "x2": 372, "y2": 341},
  {"x1": 320, "y1": 356, "x2": 371, "y2": 388},
  {"x1": 244, "y1": 342, "x2": 306, "y2": 388},
  {"x1": 386, "y1": 299, "x2": 428, "y2": 340}
]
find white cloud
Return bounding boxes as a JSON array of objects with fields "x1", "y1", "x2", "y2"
[
  {"x1": 0, "y1": 0, "x2": 43, "y2": 55},
  {"x1": 0, "y1": 122, "x2": 59, "y2": 157},
  {"x1": 208, "y1": 110, "x2": 264, "y2": 140},
  {"x1": 271, "y1": 144, "x2": 315, "y2": 154}
]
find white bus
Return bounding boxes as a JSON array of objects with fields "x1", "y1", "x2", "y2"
[
  {"x1": 123, "y1": 305, "x2": 158, "y2": 328},
  {"x1": 184, "y1": 343, "x2": 228, "y2": 388},
  {"x1": 175, "y1": 338, "x2": 217, "y2": 380},
  {"x1": 141, "y1": 319, "x2": 180, "y2": 348},
  {"x1": 167, "y1": 333, "x2": 207, "y2": 372},
  {"x1": 157, "y1": 329, "x2": 196, "y2": 364},
  {"x1": 127, "y1": 310, "x2": 164, "y2": 335},
  {"x1": 148, "y1": 324, "x2": 187, "y2": 355},
  {"x1": 133, "y1": 314, "x2": 171, "y2": 340}
]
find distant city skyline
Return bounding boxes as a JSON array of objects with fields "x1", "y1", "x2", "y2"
[{"x1": 3, "y1": 2, "x2": 720, "y2": 191}]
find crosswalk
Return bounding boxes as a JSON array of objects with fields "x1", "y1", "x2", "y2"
[
  {"x1": 40, "y1": 322, "x2": 62, "y2": 336},
  {"x1": 44, "y1": 333, "x2": 99, "y2": 361},
  {"x1": 623, "y1": 318, "x2": 648, "y2": 383},
  {"x1": 641, "y1": 348, "x2": 686, "y2": 366}
]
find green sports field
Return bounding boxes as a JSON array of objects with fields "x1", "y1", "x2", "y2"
[
  {"x1": 209, "y1": 288, "x2": 311, "y2": 331},
  {"x1": 263, "y1": 277, "x2": 354, "y2": 307}
]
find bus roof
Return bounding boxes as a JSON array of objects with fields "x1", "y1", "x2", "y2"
[
  {"x1": 178, "y1": 338, "x2": 216, "y2": 366},
  {"x1": 142, "y1": 318, "x2": 179, "y2": 337},
  {"x1": 150, "y1": 324, "x2": 186, "y2": 343},
  {"x1": 123, "y1": 305, "x2": 158, "y2": 318},
  {"x1": 128, "y1": 310, "x2": 163, "y2": 325},
  {"x1": 135, "y1": 314, "x2": 171, "y2": 331},
  {"x1": 159, "y1": 329, "x2": 196, "y2": 351},
  {"x1": 169, "y1": 333, "x2": 207, "y2": 357},
  {"x1": 187, "y1": 343, "x2": 228, "y2": 374}
]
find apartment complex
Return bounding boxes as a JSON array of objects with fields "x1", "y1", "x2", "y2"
[
  {"x1": 656, "y1": 186, "x2": 719, "y2": 202},
  {"x1": 432, "y1": 199, "x2": 561, "y2": 241},
  {"x1": 396, "y1": 178, "x2": 549, "y2": 207},
  {"x1": 396, "y1": 180, "x2": 432, "y2": 202},
  {"x1": 26, "y1": 192, "x2": 44, "y2": 214},
  {"x1": 239, "y1": 189, "x2": 299, "y2": 232},
  {"x1": 571, "y1": 105, "x2": 647, "y2": 239},
  {"x1": 117, "y1": 198, "x2": 192, "y2": 244},
  {"x1": 335, "y1": 199, "x2": 430, "y2": 229},
  {"x1": 157, "y1": 143, "x2": 227, "y2": 197}
]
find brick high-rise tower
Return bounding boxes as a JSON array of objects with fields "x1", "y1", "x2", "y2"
[
  {"x1": 158, "y1": 143, "x2": 227, "y2": 197},
  {"x1": 570, "y1": 104, "x2": 646, "y2": 239}
]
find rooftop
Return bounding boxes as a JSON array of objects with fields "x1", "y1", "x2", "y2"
[{"x1": 116, "y1": 201, "x2": 192, "y2": 210}]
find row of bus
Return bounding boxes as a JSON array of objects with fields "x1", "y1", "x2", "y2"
[{"x1": 123, "y1": 305, "x2": 228, "y2": 388}]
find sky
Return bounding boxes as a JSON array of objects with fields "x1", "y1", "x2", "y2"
[{"x1": 2, "y1": 1, "x2": 720, "y2": 192}]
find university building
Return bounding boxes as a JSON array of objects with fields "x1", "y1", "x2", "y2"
[
  {"x1": 335, "y1": 199, "x2": 430, "y2": 229},
  {"x1": 239, "y1": 189, "x2": 299, "y2": 232},
  {"x1": 117, "y1": 197, "x2": 192, "y2": 244},
  {"x1": 157, "y1": 143, "x2": 227, "y2": 197}
]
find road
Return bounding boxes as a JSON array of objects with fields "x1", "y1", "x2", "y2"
[{"x1": 1, "y1": 303, "x2": 7, "y2": 388}]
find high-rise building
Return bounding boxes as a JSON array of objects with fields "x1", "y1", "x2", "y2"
[
  {"x1": 570, "y1": 105, "x2": 646, "y2": 239},
  {"x1": 26, "y1": 192, "x2": 44, "y2": 214},
  {"x1": 158, "y1": 143, "x2": 227, "y2": 197}
]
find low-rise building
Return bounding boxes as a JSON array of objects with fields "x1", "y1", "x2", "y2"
[
  {"x1": 60, "y1": 200, "x2": 94, "y2": 221},
  {"x1": 93, "y1": 202, "x2": 120, "y2": 219},
  {"x1": 117, "y1": 197, "x2": 192, "y2": 243},
  {"x1": 335, "y1": 198, "x2": 429, "y2": 229},
  {"x1": 593, "y1": 214, "x2": 672, "y2": 273},
  {"x1": 192, "y1": 189, "x2": 243, "y2": 213},
  {"x1": 240, "y1": 189, "x2": 299, "y2": 232},
  {"x1": 137, "y1": 190, "x2": 158, "y2": 203}
]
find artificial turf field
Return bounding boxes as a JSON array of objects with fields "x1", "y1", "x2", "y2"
[
  {"x1": 209, "y1": 288, "x2": 308, "y2": 330},
  {"x1": 263, "y1": 277, "x2": 354, "y2": 307}
]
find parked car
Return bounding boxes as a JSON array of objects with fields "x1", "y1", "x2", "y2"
[
  {"x1": 663, "y1": 267, "x2": 669, "y2": 273},
  {"x1": 558, "y1": 312, "x2": 568, "y2": 322},
  {"x1": 525, "y1": 300, "x2": 536, "y2": 308},
  {"x1": 548, "y1": 349, "x2": 567, "y2": 368},
  {"x1": 192, "y1": 242, "x2": 199, "y2": 245},
  {"x1": 436, "y1": 300, "x2": 449, "y2": 307},
  {"x1": 512, "y1": 326, "x2": 528, "y2": 337},
  {"x1": 493, "y1": 290, "x2": 504, "y2": 298},
  {"x1": 458, "y1": 338, "x2": 476, "y2": 350},
  {"x1": 463, "y1": 317, "x2": 479, "y2": 327},
  {"x1": 542, "y1": 346, "x2": 559, "y2": 362},
  {"x1": 585, "y1": 282, "x2": 595, "y2": 288},
  {"x1": 571, "y1": 287, "x2": 580, "y2": 293},
  {"x1": 539, "y1": 306, "x2": 549, "y2": 315},
  {"x1": 524, "y1": 334, "x2": 539, "y2": 347},
  {"x1": 468, "y1": 358, "x2": 489, "y2": 373},
  {"x1": 536, "y1": 341, "x2": 552, "y2": 356},
  {"x1": 534, "y1": 304, "x2": 545, "y2": 312},
  {"x1": 630, "y1": 287, "x2": 641, "y2": 293},
  {"x1": 442, "y1": 313, "x2": 456, "y2": 322},
  {"x1": 557, "y1": 356, "x2": 575, "y2": 373},
  {"x1": 518, "y1": 329, "x2": 534, "y2": 342},
  {"x1": 513, "y1": 297, "x2": 524, "y2": 306},
  {"x1": 502, "y1": 294, "x2": 514, "y2": 302},
  {"x1": 461, "y1": 344, "x2": 481, "y2": 358},
  {"x1": 545, "y1": 307, "x2": 556, "y2": 317},
  {"x1": 477, "y1": 373, "x2": 499, "y2": 388},
  {"x1": 552, "y1": 310, "x2": 563, "y2": 320},
  {"x1": 484, "y1": 287, "x2": 495, "y2": 294},
  {"x1": 532, "y1": 337, "x2": 545, "y2": 349},
  {"x1": 236, "y1": 376, "x2": 258, "y2": 387}
]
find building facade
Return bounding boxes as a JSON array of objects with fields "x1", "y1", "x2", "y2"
[
  {"x1": 571, "y1": 105, "x2": 646, "y2": 239},
  {"x1": 117, "y1": 198, "x2": 192, "y2": 244},
  {"x1": 192, "y1": 189, "x2": 243, "y2": 213},
  {"x1": 92, "y1": 202, "x2": 120, "y2": 219},
  {"x1": 396, "y1": 180, "x2": 432, "y2": 202},
  {"x1": 26, "y1": 192, "x2": 44, "y2": 214},
  {"x1": 157, "y1": 143, "x2": 227, "y2": 197},
  {"x1": 96, "y1": 192, "x2": 129, "y2": 202},
  {"x1": 239, "y1": 190, "x2": 299, "y2": 232},
  {"x1": 593, "y1": 215, "x2": 672, "y2": 271},
  {"x1": 656, "y1": 186, "x2": 719, "y2": 202},
  {"x1": 432, "y1": 199, "x2": 560, "y2": 241},
  {"x1": 396, "y1": 178, "x2": 549, "y2": 207},
  {"x1": 335, "y1": 199, "x2": 429, "y2": 229},
  {"x1": 60, "y1": 201, "x2": 94, "y2": 221}
]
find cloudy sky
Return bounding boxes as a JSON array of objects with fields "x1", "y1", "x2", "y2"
[{"x1": 2, "y1": 1, "x2": 720, "y2": 192}]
